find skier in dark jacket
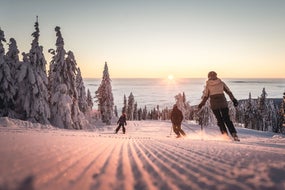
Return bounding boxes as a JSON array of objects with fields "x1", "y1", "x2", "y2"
[
  {"x1": 115, "y1": 113, "x2": 127, "y2": 134},
  {"x1": 171, "y1": 105, "x2": 186, "y2": 138},
  {"x1": 198, "y1": 71, "x2": 240, "y2": 141}
]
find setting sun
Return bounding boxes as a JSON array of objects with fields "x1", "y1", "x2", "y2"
[{"x1": 168, "y1": 75, "x2": 174, "y2": 80}]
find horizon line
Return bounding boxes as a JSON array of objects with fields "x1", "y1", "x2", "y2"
[{"x1": 83, "y1": 77, "x2": 285, "y2": 80}]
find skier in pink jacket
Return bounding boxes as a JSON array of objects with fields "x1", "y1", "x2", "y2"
[{"x1": 198, "y1": 71, "x2": 240, "y2": 141}]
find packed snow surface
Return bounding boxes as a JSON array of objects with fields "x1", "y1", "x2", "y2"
[{"x1": 0, "y1": 117, "x2": 285, "y2": 190}]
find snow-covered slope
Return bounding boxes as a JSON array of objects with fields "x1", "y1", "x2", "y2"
[{"x1": 0, "y1": 117, "x2": 284, "y2": 190}]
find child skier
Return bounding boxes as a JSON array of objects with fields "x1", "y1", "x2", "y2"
[
  {"x1": 170, "y1": 104, "x2": 186, "y2": 138},
  {"x1": 115, "y1": 113, "x2": 127, "y2": 134}
]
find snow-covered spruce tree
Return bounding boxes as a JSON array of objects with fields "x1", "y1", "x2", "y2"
[
  {"x1": 279, "y1": 92, "x2": 285, "y2": 133},
  {"x1": 48, "y1": 26, "x2": 65, "y2": 97},
  {"x1": 150, "y1": 106, "x2": 159, "y2": 120},
  {"x1": 84, "y1": 88, "x2": 94, "y2": 120},
  {"x1": 86, "y1": 89, "x2": 93, "y2": 112},
  {"x1": 267, "y1": 99, "x2": 278, "y2": 132},
  {"x1": 197, "y1": 101, "x2": 216, "y2": 128},
  {"x1": 137, "y1": 107, "x2": 142, "y2": 120},
  {"x1": 122, "y1": 94, "x2": 127, "y2": 114},
  {"x1": 66, "y1": 51, "x2": 87, "y2": 129},
  {"x1": 174, "y1": 92, "x2": 191, "y2": 120},
  {"x1": 257, "y1": 88, "x2": 275, "y2": 131},
  {"x1": 6, "y1": 38, "x2": 19, "y2": 80},
  {"x1": 161, "y1": 107, "x2": 170, "y2": 120},
  {"x1": 18, "y1": 19, "x2": 50, "y2": 124},
  {"x1": 0, "y1": 28, "x2": 8, "y2": 116},
  {"x1": 133, "y1": 102, "x2": 138, "y2": 120},
  {"x1": 95, "y1": 62, "x2": 114, "y2": 125},
  {"x1": 49, "y1": 26, "x2": 85, "y2": 129},
  {"x1": 156, "y1": 105, "x2": 161, "y2": 120},
  {"x1": 195, "y1": 88, "x2": 216, "y2": 127},
  {"x1": 228, "y1": 101, "x2": 236, "y2": 123},
  {"x1": 76, "y1": 68, "x2": 88, "y2": 114},
  {"x1": 50, "y1": 84, "x2": 73, "y2": 128},
  {"x1": 244, "y1": 93, "x2": 255, "y2": 129},
  {"x1": 15, "y1": 52, "x2": 30, "y2": 119},
  {"x1": 142, "y1": 106, "x2": 147, "y2": 120},
  {"x1": 235, "y1": 99, "x2": 247, "y2": 124},
  {"x1": 280, "y1": 92, "x2": 285, "y2": 133},
  {"x1": 183, "y1": 92, "x2": 193, "y2": 120},
  {"x1": 257, "y1": 88, "x2": 268, "y2": 131},
  {"x1": 0, "y1": 30, "x2": 17, "y2": 117},
  {"x1": 114, "y1": 105, "x2": 118, "y2": 118},
  {"x1": 127, "y1": 92, "x2": 134, "y2": 120}
]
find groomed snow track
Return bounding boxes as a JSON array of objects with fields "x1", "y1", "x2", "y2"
[{"x1": 0, "y1": 120, "x2": 285, "y2": 190}]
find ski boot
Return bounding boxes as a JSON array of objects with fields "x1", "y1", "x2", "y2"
[
  {"x1": 232, "y1": 133, "x2": 240, "y2": 141},
  {"x1": 176, "y1": 135, "x2": 182, "y2": 138}
]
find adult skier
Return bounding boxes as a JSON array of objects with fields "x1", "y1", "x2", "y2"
[
  {"x1": 115, "y1": 113, "x2": 127, "y2": 134},
  {"x1": 198, "y1": 71, "x2": 240, "y2": 141},
  {"x1": 171, "y1": 104, "x2": 186, "y2": 138}
]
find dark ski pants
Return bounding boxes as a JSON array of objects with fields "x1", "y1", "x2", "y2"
[
  {"x1": 115, "y1": 124, "x2": 125, "y2": 134},
  {"x1": 172, "y1": 123, "x2": 186, "y2": 136},
  {"x1": 212, "y1": 107, "x2": 237, "y2": 136}
]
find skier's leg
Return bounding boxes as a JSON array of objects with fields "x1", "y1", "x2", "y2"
[
  {"x1": 212, "y1": 109, "x2": 228, "y2": 135},
  {"x1": 180, "y1": 129, "x2": 186, "y2": 136},
  {"x1": 221, "y1": 108, "x2": 237, "y2": 135},
  {"x1": 178, "y1": 124, "x2": 186, "y2": 136},
  {"x1": 172, "y1": 124, "x2": 180, "y2": 135},
  {"x1": 122, "y1": 125, "x2": 126, "y2": 134},
  {"x1": 115, "y1": 124, "x2": 122, "y2": 133},
  {"x1": 220, "y1": 108, "x2": 239, "y2": 141}
]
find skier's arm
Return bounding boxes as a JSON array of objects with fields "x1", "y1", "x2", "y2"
[
  {"x1": 198, "y1": 85, "x2": 209, "y2": 109},
  {"x1": 223, "y1": 82, "x2": 238, "y2": 106},
  {"x1": 198, "y1": 96, "x2": 208, "y2": 108},
  {"x1": 223, "y1": 83, "x2": 235, "y2": 100}
]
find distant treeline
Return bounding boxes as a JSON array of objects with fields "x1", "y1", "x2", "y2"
[{"x1": 119, "y1": 89, "x2": 285, "y2": 134}]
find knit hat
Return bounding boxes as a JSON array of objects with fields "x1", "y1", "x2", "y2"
[{"x1": 208, "y1": 71, "x2": 217, "y2": 80}]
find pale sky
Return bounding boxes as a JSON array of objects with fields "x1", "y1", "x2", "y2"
[{"x1": 1, "y1": 0, "x2": 284, "y2": 78}]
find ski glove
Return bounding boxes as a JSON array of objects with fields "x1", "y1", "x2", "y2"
[{"x1": 233, "y1": 98, "x2": 238, "y2": 107}]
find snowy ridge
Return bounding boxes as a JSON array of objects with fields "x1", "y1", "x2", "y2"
[
  {"x1": 0, "y1": 117, "x2": 54, "y2": 129},
  {"x1": 0, "y1": 118, "x2": 285, "y2": 190}
]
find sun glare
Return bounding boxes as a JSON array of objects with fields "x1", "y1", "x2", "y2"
[{"x1": 168, "y1": 75, "x2": 174, "y2": 80}]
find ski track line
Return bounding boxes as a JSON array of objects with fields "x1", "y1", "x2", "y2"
[
  {"x1": 113, "y1": 140, "x2": 130, "y2": 190},
  {"x1": 155, "y1": 139, "x2": 236, "y2": 168},
  {"x1": 135, "y1": 139, "x2": 201, "y2": 190},
  {"x1": 154, "y1": 139, "x2": 285, "y2": 190},
  {"x1": 37, "y1": 139, "x2": 109, "y2": 189},
  {"x1": 66, "y1": 141, "x2": 119, "y2": 190},
  {"x1": 143, "y1": 139, "x2": 238, "y2": 189},
  {"x1": 0, "y1": 134, "x2": 84, "y2": 186},
  {"x1": 63, "y1": 136, "x2": 137, "y2": 190},
  {"x1": 127, "y1": 138, "x2": 160, "y2": 190},
  {"x1": 132, "y1": 139, "x2": 180, "y2": 190},
  {"x1": 89, "y1": 139, "x2": 124, "y2": 190},
  {"x1": 52, "y1": 136, "x2": 127, "y2": 190},
  {"x1": 149, "y1": 140, "x2": 250, "y2": 189},
  {"x1": 19, "y1": 136, "x2": 96, "y2": 188}
]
